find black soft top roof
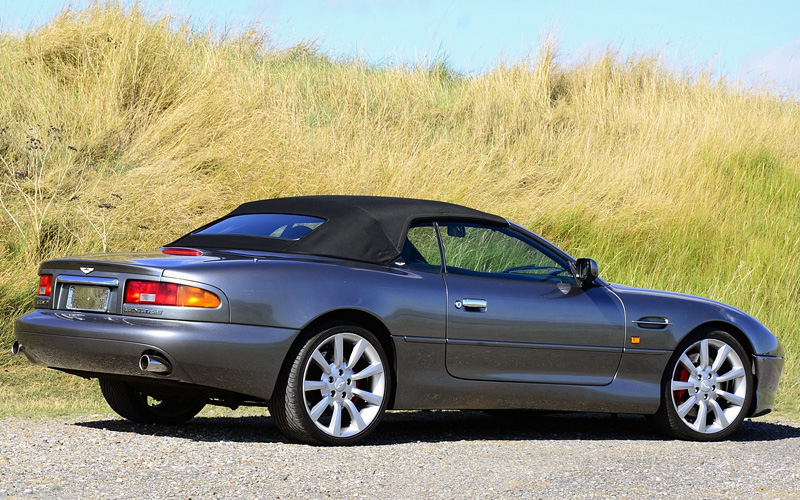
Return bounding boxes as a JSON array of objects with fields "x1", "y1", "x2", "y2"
[{"x1": 167, "y1": 195, "x2": 508, "y2": 264}]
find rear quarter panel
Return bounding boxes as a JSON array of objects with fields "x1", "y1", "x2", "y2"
[{"x1": 161, "y1": 258, "x2": 448, "y2": 339}]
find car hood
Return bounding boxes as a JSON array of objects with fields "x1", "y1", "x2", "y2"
[{"x1": 609, "y1": 282, "x2": 749, "y2": 316}]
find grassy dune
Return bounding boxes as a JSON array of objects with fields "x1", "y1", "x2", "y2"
[{"x1": 1, "y1": 4, "x2": 799, "y2": 416}]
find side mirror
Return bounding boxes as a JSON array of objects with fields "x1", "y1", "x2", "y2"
[{"x1": 575, "y1": 258, "x2": 599, "y2": 285}]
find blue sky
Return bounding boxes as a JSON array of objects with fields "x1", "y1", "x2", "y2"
[{"x1": 3, "y1": 1, "x2": 799, "y2": 94}]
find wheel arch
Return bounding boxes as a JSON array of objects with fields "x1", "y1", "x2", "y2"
[
  {"x1": 275, "y1": 308, "x2": 397, "y2": 409},
  {"x1": 682, "y1": 321, "x2": 755, "y2": 359},
  {"x1": 678, "y1": 320, "x2": 759, "y2": 416}
]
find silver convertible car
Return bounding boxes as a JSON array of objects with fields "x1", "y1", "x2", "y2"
[{"x1": 14, "y1": 196, "x2": 783, "y2": 444}]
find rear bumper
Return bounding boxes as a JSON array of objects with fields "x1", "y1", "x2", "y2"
[
  {"x1": 14, "y1": 310, "x2": 300, "y2": 401},
  {"x1": 750, "y1": 354, "x2": 784, "y2": 417}
]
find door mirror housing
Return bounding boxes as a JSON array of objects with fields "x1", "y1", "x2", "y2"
[{"x1": 575, "y1": 258, "x2": 599, "y2": 286}]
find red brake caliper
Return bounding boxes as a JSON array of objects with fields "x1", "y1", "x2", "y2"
[{"x1": 674, "y1": 366, "x2": 690, "y2": 404}]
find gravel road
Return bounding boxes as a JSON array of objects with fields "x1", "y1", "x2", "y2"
[{"x1": 1, "y1": 411, "x2": 798, "y2": 499}]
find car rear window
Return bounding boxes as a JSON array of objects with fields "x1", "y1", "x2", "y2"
[{"x1": 194, "y1": 214, "x2": 325, "y2": 240}]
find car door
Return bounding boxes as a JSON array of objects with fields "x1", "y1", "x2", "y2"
[{"x1": 438, "y1": 222, "x2": 626, "y2": 386}]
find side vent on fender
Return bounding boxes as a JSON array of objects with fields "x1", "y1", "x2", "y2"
[{"x1": 632, "y1": 317, "x2": 671, "y2": 330}]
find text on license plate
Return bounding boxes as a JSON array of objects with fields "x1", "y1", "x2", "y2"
[{"x1": 66, "y1": 285, "x2": 110, "y2": 312}]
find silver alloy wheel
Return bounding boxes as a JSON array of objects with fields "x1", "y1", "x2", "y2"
[
  {"x1": 301, "y1": 332, "x2": 386, "y2": 438},
  {"x1": 670, "y1": 338, "x2": 747, "y2": 434}
]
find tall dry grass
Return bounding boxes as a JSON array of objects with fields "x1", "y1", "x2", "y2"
[{"x1": 1, "y1": 4, "x2": 799, "y2": 414}]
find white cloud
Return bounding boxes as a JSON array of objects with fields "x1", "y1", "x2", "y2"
[
  {"x1": 568, "y1": 38, "x2": 610, "y2": 65},
  {"x1": 739, "y1": 39, "x2": 800, "y2": 95}
]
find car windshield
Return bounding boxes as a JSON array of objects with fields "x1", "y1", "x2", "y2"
[{"x1": 194, "y1": 214, "x2": 325, "y2": 240}]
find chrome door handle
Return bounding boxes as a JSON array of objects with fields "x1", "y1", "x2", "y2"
[{"x1": 455, "y1": 298, "x2": 487, "y2": 311}]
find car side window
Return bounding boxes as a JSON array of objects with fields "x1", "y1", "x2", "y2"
[
  {"x1": 438, "y1": 223, "x2": 575, "y2": 284},
  {"x1": 400, "y1": 224, "x2": 443, "y2": 272}
]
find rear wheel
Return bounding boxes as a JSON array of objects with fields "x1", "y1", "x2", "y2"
[
  {"x1": 271, "y1": 322, "x2": 391, "y2": 445},
  {"x1": 99, "y1": 379, "x2": 205, "y2": 424},
  {"x1": 651, "y1": 330, "x2": 753, "y2": 441}
]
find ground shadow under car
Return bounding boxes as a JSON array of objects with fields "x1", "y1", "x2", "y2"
[{"x1": 74, "y1": 410, "x2": 800, "y2": 446}]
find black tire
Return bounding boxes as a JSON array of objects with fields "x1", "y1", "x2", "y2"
[
  {"x1": 271, "y1": 322, "x2": 391, "y2": 445},
  {"x1": 99, "y1": 379, "x2": 205, "y2": 424},
  {"x1": 650, "y1": 329, "x2": 753, "y2": 441}
]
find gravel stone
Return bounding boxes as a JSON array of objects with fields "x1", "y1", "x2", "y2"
[{"x1": 0, "y1": 411, "x2": 798, "y2": 499}]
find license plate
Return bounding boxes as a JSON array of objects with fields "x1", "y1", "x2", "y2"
[{"x1": 66, "y1": 285, "x2": 110, "y2": 312}]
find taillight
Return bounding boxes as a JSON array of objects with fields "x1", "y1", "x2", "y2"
[
  {"x1": 161, "y1": 248, "x2": 203, "y2": 256},
  {"x1": 38, "y1": 275, "x2": 53, "y2": 297},
  {"x1": 126, "y1": 281, "x2": 177, "y2": 305},
  {"x1": 125, "y1": 280, "x2": 220, "y2": 308},
  {"x1": 176, "y1": 285, "x2": 220, "y2": 308}
]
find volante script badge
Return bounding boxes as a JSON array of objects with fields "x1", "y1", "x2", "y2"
[{"x1": 80, "y1": 267, "x2": 94, "y2": 275}]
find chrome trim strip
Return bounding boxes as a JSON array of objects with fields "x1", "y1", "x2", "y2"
[
  {"x1": 56, "y1": 275, "x2": 120, "y2": 287},
  {"x1": 622, "y1": 348, "x2": 671, "y2": 355},
  {"x1": 403, "y1": 336, "x2": 446, "y2": 344},
  {"x1": 447, "y1": 338, "x2": 622, "y2": 353}
]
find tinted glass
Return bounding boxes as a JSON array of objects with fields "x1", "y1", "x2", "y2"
[
  {"x1": 439, "y1": 223, "x2": 575, "y2": 283},
  {"x1": 400, "y1": 224, "x2": 442, "y2": 271},
  {"x1": 195, "y1": 214, "x2": 325, "y2": 240}
]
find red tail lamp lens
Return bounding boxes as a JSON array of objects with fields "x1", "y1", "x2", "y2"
[
  {"x1": 125, "y1": 280, "x2": 220, "y2": 308},
  {"x1": 38, "y1": 275, "x2": 53, "y2": 297},
  {"x1": 126, "y1": 281, "x2": 177, "y2": 305},
  {"x1": 161, "y1": 248, "x2": 203, "y2": 256}
]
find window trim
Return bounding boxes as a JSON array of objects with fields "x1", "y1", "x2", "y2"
[
  {"x1": 401, "y1": 220, "x2": 581, "y2": 285},
  {"x1": 435, "y1": 221, "x2": 577, "y2": 285},
  {"x1": 433, "y1": 222, "x2": 446, "y2": 272},
  {"x1": 191, "y1": 213, "x2": 327, "y2": 241},
  {"x1": 400, "y1": 222, "x2": 446, "y2": 273}
]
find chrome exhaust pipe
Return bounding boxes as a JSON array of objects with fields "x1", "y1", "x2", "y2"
[
  {"x1": 139, "y1": 354, "x2": 172, "y2": 374},
  {"x1": 11, "y1": 341, "x2": 21, "y2": 356}
]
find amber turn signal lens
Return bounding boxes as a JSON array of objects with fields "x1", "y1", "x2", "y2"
[
  {"x1": 176, "y1": 285, "x2": 221, "y2": 308},
  {"x1": 631, "y1": 336, "x2": 641, "y2": 344},
  {"x1": 125, "y1": 280, "x2": 220, "y2": 308},
  {"x1": 38, "y1": 275, "x2": 53, "y2": 297}
]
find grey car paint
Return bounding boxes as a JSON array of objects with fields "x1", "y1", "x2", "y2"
[
  {"x1": 14, "y1": 222, "x2": 783, "y2": 418},
  {"x1": 444, "y1": 274, "x2": 626, "y2": 386}
]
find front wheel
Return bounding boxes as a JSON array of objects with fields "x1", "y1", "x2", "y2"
[
  {"x1": 271, "y1": 323, "x2": 391, "y2": 445},
  {"x1": 99, "y1": 379, "x2": 205, "y2": 424},
  {"x1": 651, "y1": 330, "x2": 753, "y2": 441}
]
